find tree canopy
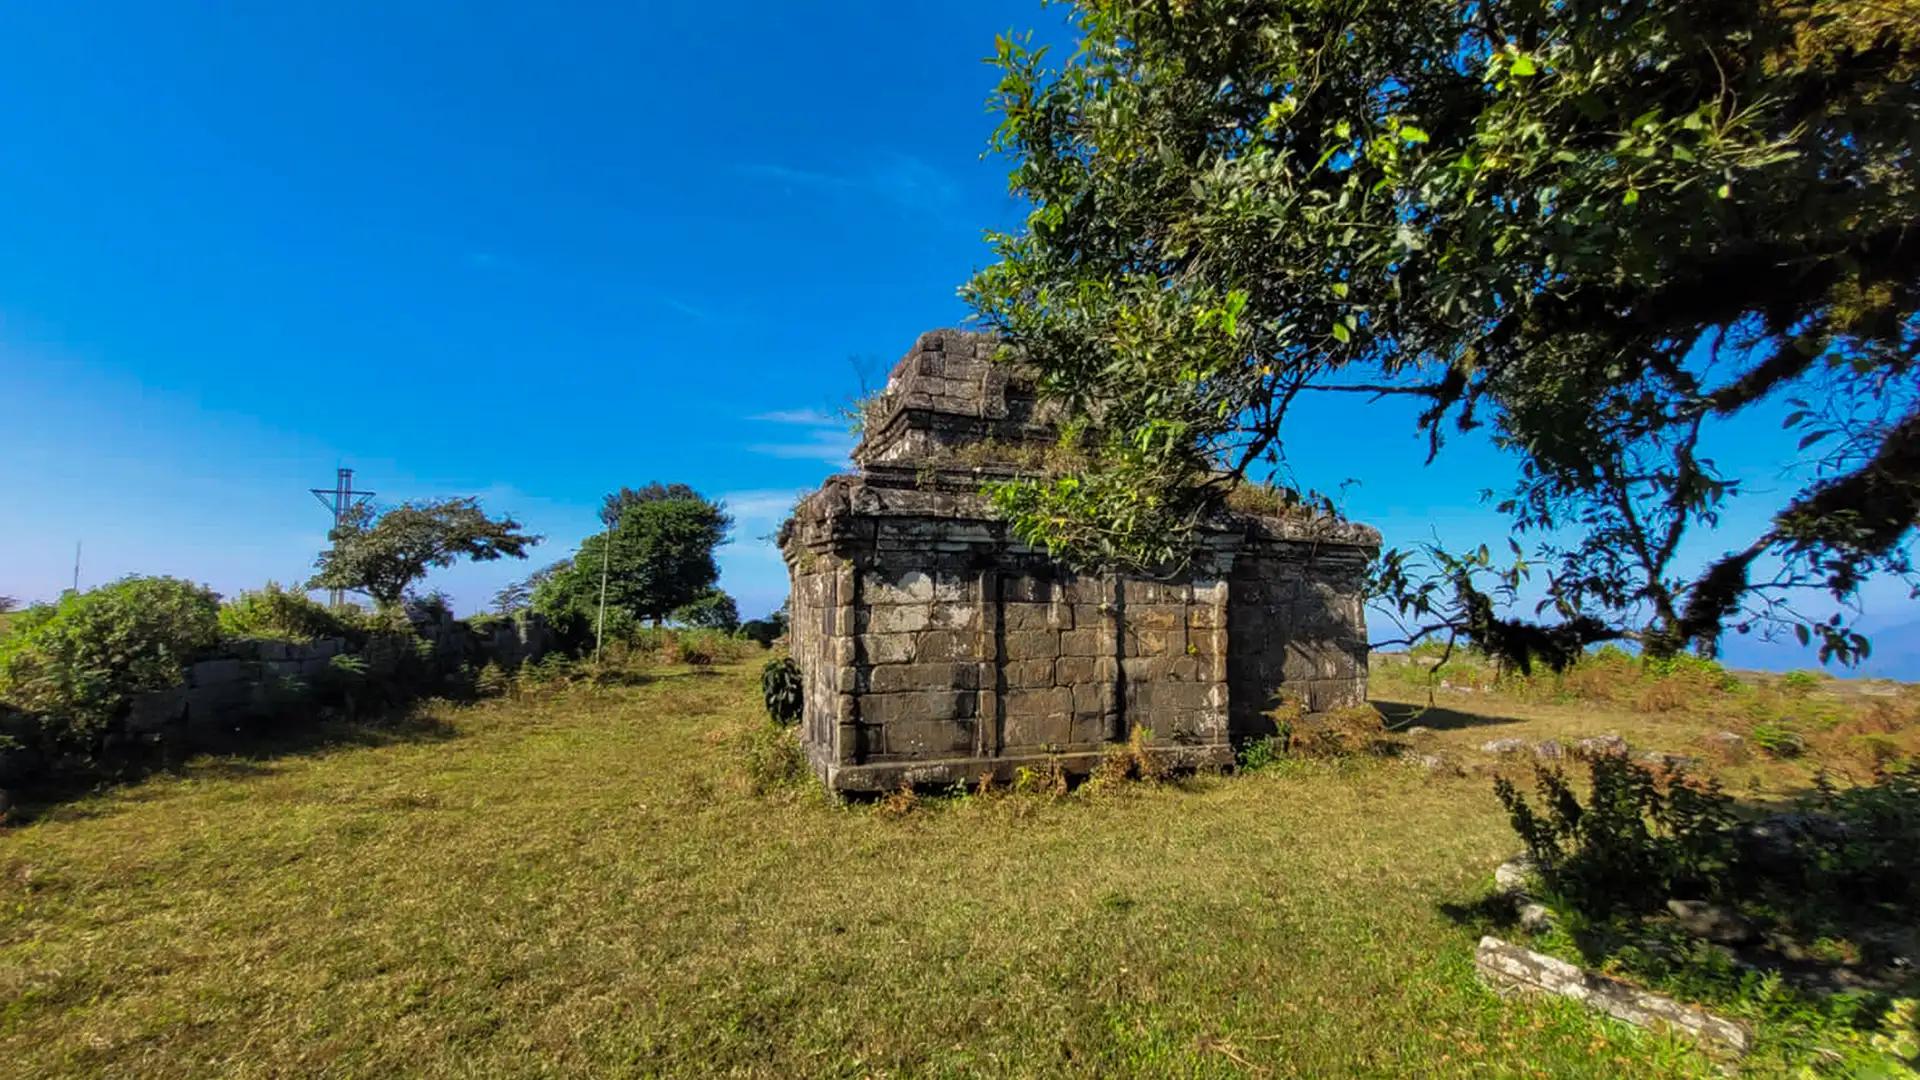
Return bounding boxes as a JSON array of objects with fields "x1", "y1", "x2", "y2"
[
  {"x1": 600, "y1": 482, "x2": 705, "y2": 528},
  {"x1": 535, "y1": 488, "x2": 733, "y2": 634},
  {"x1": 965, "y1": 0, "x2": 1919, "y2": 666},
  {"x1": 309, "y1": 497, "x2": 539, "y2": 610}
]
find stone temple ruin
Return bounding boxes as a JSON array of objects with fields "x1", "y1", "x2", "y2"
[{"x1": 779, "y1": 330, "x2": 1380, "y2": 792}]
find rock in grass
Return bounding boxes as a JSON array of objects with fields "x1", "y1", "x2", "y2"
[
  {"x1": 1667, "y1": 899, "x2": 1759, "y2": 945},
  {"x1": 1636, "y1": 750, "x2": 1700, "y2": 770},
  {"x1": 1409, "y1": 753, "x2": 1460, "y2": 777},
  {"x1": 1481, "y1": 737, "x2": 1530, "y2": 756},
  {"x1": 1573, "y1": 734, "x2": 1629, "y2": 759},
  {"x1": 1519, "y1": 903, "x2": 1555, "y2": 934},
  {"x1": 1533, "y1": 739, "x2": 1564, "y2": 761},
  {"x1": 1495, "y1": 854, "x2": 1538, "y2": 894},
  {"x1": 1475, "y1": 936, "x2": 1751, "y2": 1056},
  {"x1": 1702, "y1": 731, "x2": 1748, "y2": 762}
]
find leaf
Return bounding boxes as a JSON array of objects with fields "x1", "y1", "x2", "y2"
[
  {"x1": 1797, "y1": 430, "x2": 1831, "y2": 450},
  {"x1": 1622, "y1": 188, "x2": 1640, "y2": 206},
  {"x1": 1331, "y1": 281, "x2": 1349, "y2": 299},
  {"x1": 1509, "y1": 54, "x2": 1537, "y2": 77},
  {"x1": 1399, "y1": 125, "x2": 1430, "y2": 145},
  {"x1": 1330, "y1": 322, "x2": 1351, "y2": 344}
]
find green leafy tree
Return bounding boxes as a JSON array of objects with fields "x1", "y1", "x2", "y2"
[
  {"x1": 309, "y1": 497, "x2": 540, "y2": 610},
  {"x1": 600, "y1": 482, "x2": 702, "y2": 527},
  {"x1": 535, "y1": 489, "x2": 733, "y2": 634},
  {"x1": 0, "y1": 576, "x2": 220, "y2": 749},
  {"x1": 965, "y1": 0, "x2": 1919, "y2": 666},
  {"x1": 672, "y1": 587, "x2": 740, "y2": 632}
]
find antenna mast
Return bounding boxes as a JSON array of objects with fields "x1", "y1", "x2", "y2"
[{"x1": 310, "y1": 467, "x2": 376, "y2": 609}]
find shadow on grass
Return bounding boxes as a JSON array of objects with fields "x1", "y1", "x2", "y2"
[
  {"x1": 1, "y1": 707, "x2": 462, "y2": 829},
  {"x1": 1375, "y1": 700, "x2": 1533, "y2": 732}
]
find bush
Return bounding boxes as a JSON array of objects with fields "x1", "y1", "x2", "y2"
[
  {"x1": 1495, "y1": 756, "x2": 1738, "y2": 918},
  {"x1": 1780, "y1": 669, "x2": 1824, "y2": 694},
  {"x1": 1087, "y1": 725, "x2": 1167, "y2": 787},
  {"x1": 0, "y1": 577, "x2": 220, "y2": 751},
  {"x1": 1236, "y1": 734, "x2": 1282, "y2": 771},
  {"x1": 219, "y1": 583, "x2": 355, "y2": 642},
  {"x1": 1290, "y1": 704, "x2": 1392, "y2": 758},
  {"x1": 738, "y1": 722, "x2": 808, "y2": 795},
  {"x1": 761, "y1": 657, "x2": 803, "y2": 725}
]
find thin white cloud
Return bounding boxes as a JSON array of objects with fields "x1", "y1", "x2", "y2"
[
  {"x1": 750, "y1": 408, "x2": 839, "y2": 426},
  {"x1": 719, "y1": 488, "x2": 807, "y2": 525},
  {"x1": 657, "y1": 296, "x2": 713, "y2": 321},
  {"x1": 748, "y1": 434, "x2": 856, "y2": 467},
  {"x1": 740, "y1": 152, "x2": 961, "y2": 215},
  {"x1": 746, "y1": 407, "x2": 856, "y2": 466}
]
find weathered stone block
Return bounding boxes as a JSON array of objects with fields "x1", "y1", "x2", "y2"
[
  {"x1": 860, "y1": 632, "x2": 916, "y2": 665},
  {"x1": 1475, "y1": 936, "x2": 1750, "y2": 1055},
  {"x1": 1052, "y1": 656, "x2": 1111, "y2": 686},
  {"x1": 1003, "y1": 631, "x2": 1060, "y2": 661},
  {"x1": 1001, "y1": 574, "x2": 1057, "y2": 603},
  {"x1": 884, "y1": 719, "x2": 975, "y2": 756},
  {"x1": 863, "y1": 569, "x2": 935, "y2": 604},
  {"x1": 913, "y1": 630, "x2": 974, "y2": 662},
  {"x1": 1058, "y1": 629, "x2": 1107, "y2": 657},
  {"x1": 1001, "y1": 710, "x2": 1072, "y2": 748},
  {"x1": 1070, "y1": 681, "x2": 1113, "y2": 716},
  {"x1": 926, "y1": 602, "x2": 979, "y2": 631},
  {"x1": 190, "y1": 658, "x2": 244, "y2": 689},
  {"x1": 863, "y1": 604, "x2": 931, "y2": 635},
  {"x1": 1002, "y1": 602, "x2": 1071, "y2": 632},
  {"x1": 1003, "y1": 659, "x2": 1056, "y2": 689},
  {"x1": 870, "y1": 663, "x2": 977, "y2": 694},
  {"x1": 862, "y1": 691, "x2": 974, "y2": 725}
]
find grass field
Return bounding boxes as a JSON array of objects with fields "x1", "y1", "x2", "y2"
[{"x1": 1, "y1": 659, "x2": 1906, "y2": 1077}]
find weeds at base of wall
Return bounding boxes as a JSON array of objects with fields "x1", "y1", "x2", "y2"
[
  {"x1": 1010, "y1": 757, "x2": 1069, "y2": 799},
  {"x1": 737, "y1": 721, "x2": 809, "y2": 796},
  {"x1": 1086, "y1": 725, "x2": 1169, "y2": 790}
]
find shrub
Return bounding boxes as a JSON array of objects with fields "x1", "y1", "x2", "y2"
[
  {"x1": 1751, "y1": 722, "x2": 1807, "y2": 758},
  {"x1": 0, "y1": 577, "x2": 220, "y2": 751},
  {"x1": 516, "y1": 653, "x2": 575, "y2": 692},
  {"x1": 1291, "y1": 704, "x2": 1392, "y2": 758},
  {"x1": 738, "y1": 722, "x2": 808, "y2": 795},
  {"x1": 1780, "y1": 669, "x2": 1824, "y2": 695},
  {"x1": 1236, "y1": 735, "x2": 1282, "y2": 772},
  {"x1": 1495, "y1": 756, "x2": 1738, "y2": 918},
  {"x1": 1791, "y1": 765, "x2": 1920, "y2": 920},
  {"x1": 1011, "y1": 757, "x2": 1068, "y2": 799},
  {"x1": 474, "y1": 661, "x2": 511, "y2": 698},
  {"x1": 761, "y1": 657, "x2": 803, "y2": 726},
  {"x1": 1088, "y1": 725, "x2": 1168, "y2": 787},
  {"x1": 219, "y1": 583, "x2": 355, "y2": 642}
]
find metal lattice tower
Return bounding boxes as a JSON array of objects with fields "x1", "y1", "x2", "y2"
[{"x1": 310, "y1": 467, "x2": 376, "y2": 609}]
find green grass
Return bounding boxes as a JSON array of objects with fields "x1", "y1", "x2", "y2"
[{"x1": 0, "y1": 664, "x2": 1770, "y2": 1077}]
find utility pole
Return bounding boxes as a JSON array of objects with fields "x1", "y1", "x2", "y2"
[
  {"x1": 70, "y1": 540, "x2": 81, "y2": 594},
  {"x1": 310, "y1": 467, "x2": 376, "y2": 609},
  {"x1": 593, "y1": 521, "x2": 613, "y2": 667}
]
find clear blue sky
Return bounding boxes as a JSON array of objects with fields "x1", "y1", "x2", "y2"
[{"x1": 1, "y1": 2, "x2": 1910, "y2": 674}]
